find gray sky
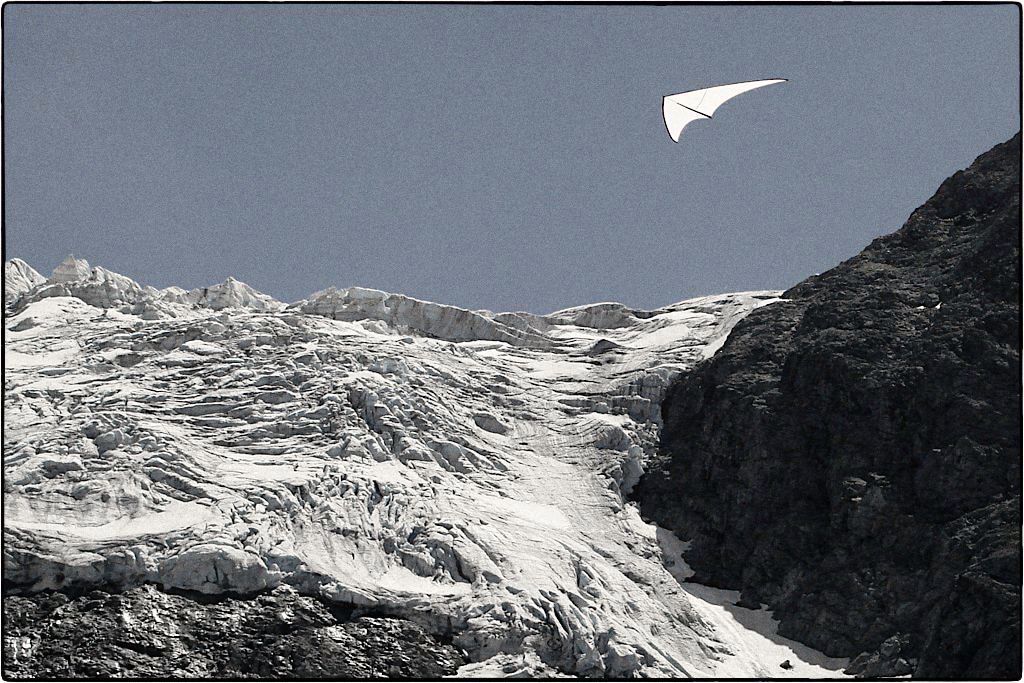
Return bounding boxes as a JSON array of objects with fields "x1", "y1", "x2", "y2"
[{"x1": 3, "y1": 4, "x2": 1019, "y2": 313}]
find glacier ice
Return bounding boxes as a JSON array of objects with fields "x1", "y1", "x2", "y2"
[
  {"x1": 3, "y1": 259, "x2": 847, "y2": 677},
  {"x1": 4, "y1": 259, "x2": 46, "y2": 306}
]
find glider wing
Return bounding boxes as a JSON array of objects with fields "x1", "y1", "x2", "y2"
[
  {"x1": 662, "y1": 99, "x2": 709, "y2": 144},
  {"x1": 663, "y1": 78, "x2": 786, "y2": 142}
]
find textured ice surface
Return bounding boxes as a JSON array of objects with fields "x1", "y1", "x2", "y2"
[
  {"x1": 3, "y1": 261, "x2": 846, "y2": 677},
  {"x1": 4, "y1": 259, "x2": 46, "y2": 306}
]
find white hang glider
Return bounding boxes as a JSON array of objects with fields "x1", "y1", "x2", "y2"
[{"x1": 662, "y1": 78, "x2": 787, "y2": 143}]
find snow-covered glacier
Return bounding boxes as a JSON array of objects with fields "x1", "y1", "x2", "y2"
[{"x1": 3, "y1": 257, "x2": 848, "y2": 677}]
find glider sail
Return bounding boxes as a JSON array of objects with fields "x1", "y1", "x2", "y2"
[{"x1": 663, "y1": 78, "x2": 786, "y2": 143}]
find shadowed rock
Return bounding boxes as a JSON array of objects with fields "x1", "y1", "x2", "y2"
[{"x1": 635, "y1": 134, "x2": 1022, "y2": 679}]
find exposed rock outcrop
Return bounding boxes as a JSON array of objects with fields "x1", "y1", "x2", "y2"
[
  {"x1": 635, "y1": 134, "x2": 1022, "y2": 679},
  {"x1": 2, "y1": 584, "x2": 464, "y2": 679}
]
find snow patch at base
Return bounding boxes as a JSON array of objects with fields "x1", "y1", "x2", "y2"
[{"x1": 649, "y1": 523, "x2": 849, "y2": 678}]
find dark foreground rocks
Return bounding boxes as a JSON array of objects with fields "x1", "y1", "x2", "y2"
[
  {"x1": 2, "y1": 584, "x2": 464, "y2": 679},
  {"x1": 635, "y1": 133, "x2": 1022, "y2": 679}
]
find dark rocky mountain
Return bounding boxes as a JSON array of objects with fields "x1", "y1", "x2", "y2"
[
  {"x1": 2, "y1": 584, "x2": 464, "y2": 679},
  {"x1": 635, "y1": 133, "x2": 1022, "y2": 679}
]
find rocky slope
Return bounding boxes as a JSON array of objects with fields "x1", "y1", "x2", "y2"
[
  {"x1": 3, "y1": 584, "x2": 463, "y2": 679},
  {"x1": 3, "y1": 254, "x2": 852, "y2": 677},
  {"x1": 635, "y1": 134, "x2": 1022, "y2": 678}
]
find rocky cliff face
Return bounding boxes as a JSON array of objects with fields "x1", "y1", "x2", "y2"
[{"x1": 635, "y1": 134, "x2": 1021, "y2": 679}]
